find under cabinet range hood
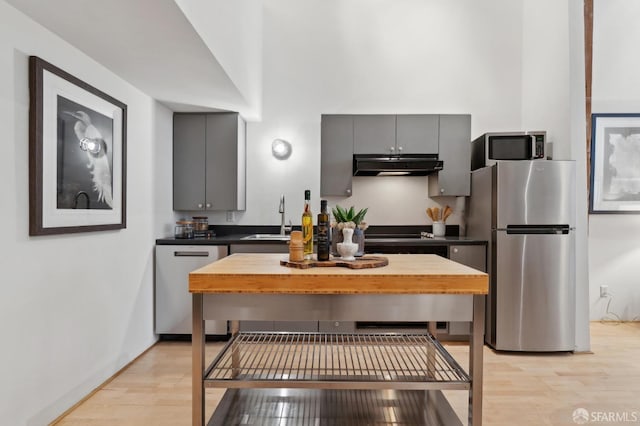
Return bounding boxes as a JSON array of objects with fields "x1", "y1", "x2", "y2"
[{"x1": 353, "y1": 154, "x2": 443, "y2": 176}]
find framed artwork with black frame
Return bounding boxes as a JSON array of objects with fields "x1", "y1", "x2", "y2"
[
  {"x1": 590, "y1": 113, "x2": 640, "y2": 213},
  {"x1": 29, "y1": 56, "x2": 127, "y2": 235}
]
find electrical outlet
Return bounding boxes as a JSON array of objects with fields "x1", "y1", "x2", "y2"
[
  {"x1": 226, "y1": 211, "x2": 234, "y2": 222},
  {"x1": 600, "y1": 285, "x2": 609, "y2": 297}
]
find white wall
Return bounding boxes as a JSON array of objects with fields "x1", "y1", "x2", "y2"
[
  {"x1": 201, "y1": 0, "x2": 525, "y2": 228},
  {"x1": 589, "y1": 0, "x2": 640, "y2": 321},
  {"x1": 0, "y1": 2, "x2": 167, "y2": 424},
  {"x1": 175, "y1": 0, "x2": 263, "y2": 121}
]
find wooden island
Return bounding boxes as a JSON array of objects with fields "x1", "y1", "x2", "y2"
[{"x1": 190, "y1": 253, "x2": 488, "y2": 426}]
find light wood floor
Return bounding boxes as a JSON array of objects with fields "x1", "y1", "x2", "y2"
[{"x1": 54, "y1": 322, "x2": 640, "y2": 426}]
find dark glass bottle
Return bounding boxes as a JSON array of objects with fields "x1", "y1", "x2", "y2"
[{"x1": 317, "y1": 200, "x2": 330, "y2": 261}]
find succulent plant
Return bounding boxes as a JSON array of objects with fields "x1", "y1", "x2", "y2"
[{"x1": 331, "y1": 205, "x2": 369, "y2": 230}]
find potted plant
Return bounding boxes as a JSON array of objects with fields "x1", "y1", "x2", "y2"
[{"x1": 331, "y1": 205, "x2": 368, "y2": 256}]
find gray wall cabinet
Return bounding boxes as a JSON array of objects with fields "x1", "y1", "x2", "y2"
[
  {"x1": 320, "y1": 115, "x2": 354, "y2": 197},
  {"x1": 353, "y1": 114, "x2": 396, "y2": 154},
  {"x1": 321, "y1": 113, "x2": 469, "y2": 197},
  {"x1": 396, "y1": 114, "x2": 439, "y2": 154},
  {"x1": 353, "y1": 114, "x2": 439, "y2": 155},
  {"x1": 173, "y1": 112, "x2": 246, "y2": 211},
  {"x1": 428, "y1": 114, "x2": 471, "y2": 197}
]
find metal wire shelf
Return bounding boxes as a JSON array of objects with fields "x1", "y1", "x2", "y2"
[{"x1": 204, "y1": 332, "x2": 470, "y2": 390}]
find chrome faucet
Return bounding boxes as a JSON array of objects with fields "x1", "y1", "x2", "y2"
[{"x1": 279, "y1": 194, "x2": 292, "y2": 235}]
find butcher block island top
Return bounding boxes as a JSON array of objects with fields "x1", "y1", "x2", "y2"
[{"x1": 189, "y1": 253, "x2": 488, "y2": 295}]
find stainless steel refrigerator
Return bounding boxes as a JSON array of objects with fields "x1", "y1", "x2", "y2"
[{"x1": 467, "y1": 160, "x2": 576, "y2": 351}]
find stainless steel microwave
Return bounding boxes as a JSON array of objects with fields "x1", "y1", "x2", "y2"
[{"x1": 470, "y1": 131, "x2": 546, "y2": 170}]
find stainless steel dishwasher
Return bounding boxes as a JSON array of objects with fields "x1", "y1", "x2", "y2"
[{"x1": 155, "y1": 245, "x2": 228, "y2": 336}]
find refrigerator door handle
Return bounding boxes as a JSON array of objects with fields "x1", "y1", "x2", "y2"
[{"x1": 504, "y1": 224, "x2": 571, "y2": 235}]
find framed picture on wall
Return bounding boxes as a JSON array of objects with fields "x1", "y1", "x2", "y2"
[
  {"x1": 590, "y1": 113, "x2": 640, "y2": 213},
  {"x1": 29, "y1": 56, "x2": 127, "y2": 235}
]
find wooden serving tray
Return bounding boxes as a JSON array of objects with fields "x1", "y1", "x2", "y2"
[{"x1": 280, "y1": 256, "x2": 388, "y2": 269}]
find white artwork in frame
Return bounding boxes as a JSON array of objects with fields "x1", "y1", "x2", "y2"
[{"x1": 590, "y1": 113, "x2": 640, "y2": 213}]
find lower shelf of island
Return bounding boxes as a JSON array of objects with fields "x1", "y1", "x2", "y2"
[
  {"x1": 207, "y1": 388, "x2": 463, "y2": 426},
  {"x1": 204, "y1": 332, "x2": 470, "y2": 390}
]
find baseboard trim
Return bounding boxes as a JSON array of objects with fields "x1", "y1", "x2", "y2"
[{"x1": 49, "y1": 341, "x2": 159, "y2": 425}]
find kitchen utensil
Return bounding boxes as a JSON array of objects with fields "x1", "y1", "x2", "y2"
[
  {"x1": 442, "y1": 205, "x2": 453, "y2": 222},
  {"x1": 426, "y1": 208, "x2": 434, "y2": 221},
  {"x1": 433, "y1": 207, "x2": 440, "y2": 221}
]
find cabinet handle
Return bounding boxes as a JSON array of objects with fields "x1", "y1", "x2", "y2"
[
  {"x1": 197, "y1": 203, "x2": 204, "y2": 209},
  {"x1": 174, "y1": 251, "x2": 209, "y2": 257},
  {"x1": 389, "y1": 147, "x2": 395, "y2": 152},
  {"x1": 205, "y1": 203, "x2": 212, "y2": 208},
  {"x1": 346, "y1": 188, "x2": 351, "y2": 195},
  {"x1": 398, "y1": 146, "x2": 403, "y2": 152},
  {"x1": 440, "y1": 188, "x2": 445, "y2": 193},
  {"x1": 452, "y1": 248, "x2": 459, "y2": 254},
  {"x1": 334, "y1": 321, "x2": 340, "y2": 327}
]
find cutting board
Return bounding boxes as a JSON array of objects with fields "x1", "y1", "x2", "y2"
[{"x1": 280, "y1": 256, "x2": 388, "y2": 269}]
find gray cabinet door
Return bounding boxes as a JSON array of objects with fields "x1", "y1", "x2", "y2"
[
  {"x1": 321, "y1": 115, "x2": 354, "y2": 197},
  {"x1": 396, "y1": 115, "x2": 439, "y2": 154},
  {"x1": 174, "y1": 112, "x2": 246, "y2": 211},
  {"x1": 206, "y1": 113, "x2": 241, "y2": 211},
  {"x1": 449, "y1": 245, "x2": 486, "y2": 272},
  {"x1": 446, "y1": 244, "x2": 485, "y2": 337},
  {"x1": 428, "y1": 114, "x2": 471, "y2": 196},
  {"x1": 173, "y1": 114, "x2": 206, "y2": 210},
  {"x1": 353, "y1": 115, "x2": 396, "y2": 154}
]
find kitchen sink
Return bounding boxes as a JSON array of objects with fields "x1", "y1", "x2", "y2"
[{"x1": 241, "y1": 234, "x2": 291, "y2": 241}]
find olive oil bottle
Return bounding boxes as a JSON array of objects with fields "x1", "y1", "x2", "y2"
[
  {"x1": 302, "y1": 190, "x2": 313, "y2": 260},
  {"x1": 317, "y1": 200, "x2": 330, "y2": 261}
]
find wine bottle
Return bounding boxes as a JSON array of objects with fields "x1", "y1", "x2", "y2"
[
  {"x1": 317, "y1": 200, "x2": 330, "y2": 261},
  {"x1": 302, "y1": 190, "x2": 313, "y2": 260}
]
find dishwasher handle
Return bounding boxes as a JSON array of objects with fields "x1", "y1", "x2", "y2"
[{"x1": 173, "y1": 251, "x2": 210, "y2": 257}]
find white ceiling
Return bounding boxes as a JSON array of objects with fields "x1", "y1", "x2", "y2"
[{"x1": 5, "y1": 0, "x2": 258, "y2": 116}]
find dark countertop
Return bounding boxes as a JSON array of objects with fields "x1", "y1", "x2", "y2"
[
  {"x1": 156, "y1": 225, "x2": 486, "y2": 246},
  {"x1": 155, "y1": 236, "x2": 487, "y2": 245}
]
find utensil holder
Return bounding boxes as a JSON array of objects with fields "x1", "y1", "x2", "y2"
[{"x1": 432, "y1": 221, "x2": 446, "y2": 237}]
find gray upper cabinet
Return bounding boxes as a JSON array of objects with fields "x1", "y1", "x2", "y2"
[
  {"x1": 173, "y1": 114, "x2": 206, "y2": 210},
  {"x1": 321, "y1": 113, "x2": 470, "y2": 197},
  {"x1": 321, "y1": 115, "x2": 354, "y2": 197},
  {"x1": 353, "y1": 114, "x2": 439, "y2": 155},
  {"x1": 353, "y1": 115, "x2": 396, "y2": 154},
  {"x1": 428, "y1": 114, "x2": 471, "y2": 197},
  {"x1": 396, "y1": 114, "x2": 439, "y2": 154},
  {"x1": 174, "y1": 112, "x2": 246, "y2": 211}
]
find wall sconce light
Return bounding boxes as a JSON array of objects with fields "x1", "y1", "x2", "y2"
[{"x1": 272, "y1": 138, "x2": 292, "y2": 160}]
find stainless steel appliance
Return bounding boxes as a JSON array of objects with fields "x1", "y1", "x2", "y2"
[
  {"x1": 353, "y1": 154, "x2": 443, "y2": 176},
  {"x1": 471, "y1": 131, "x2": 546, "y2": 170},
  {"x1": 155, "y1": 245, "x2": 228, "y2": 336},
  {"x1": 467, "y1": 160, "x2": 576, "y2": 351}
]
